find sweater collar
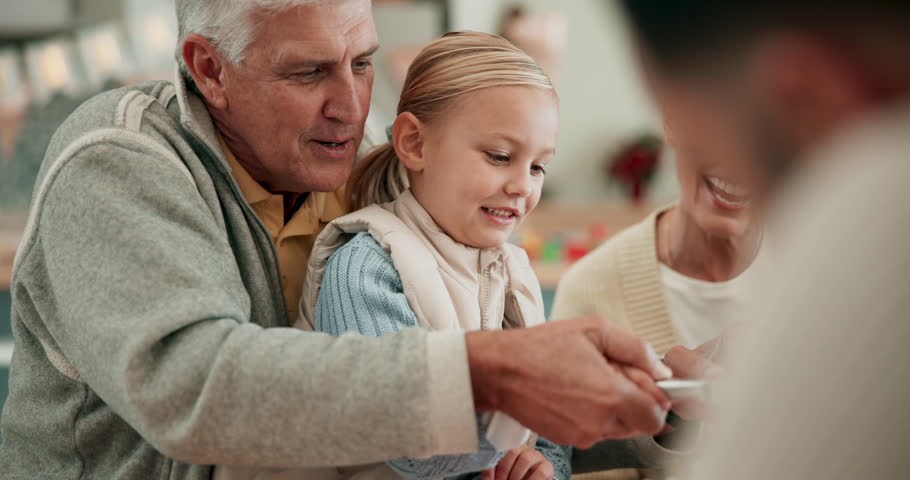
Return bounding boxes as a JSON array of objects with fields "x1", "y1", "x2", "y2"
[
  {"x1": 617, "y1": 204, "x2": 680, "y2": 354},
  {"x1": 172, "y1": 67, "x2": 230, "y2": 173}
]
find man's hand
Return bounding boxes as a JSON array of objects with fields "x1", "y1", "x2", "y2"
[
  {"x1": 482, "y1": 445, "x2": 553, "y2": 480},
  {"x1": 466, "y1": 316, "x2": 673, "y2": 448}
]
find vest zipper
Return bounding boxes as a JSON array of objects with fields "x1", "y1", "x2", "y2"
[
  {"x1": 505, "y1": 291, "x2": 526, "y2": 329},
  {"x1": 479, "y1": 263, "x2": 493, "y2": 330}
]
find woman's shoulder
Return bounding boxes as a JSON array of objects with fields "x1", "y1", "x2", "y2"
[{"x1": 550, "y1": 209, "x2": 663, "y2": 322}]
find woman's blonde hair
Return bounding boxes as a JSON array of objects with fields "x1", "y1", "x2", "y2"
[{"x1": 347, "y1": 31, "x2": 557, "y2": 210}]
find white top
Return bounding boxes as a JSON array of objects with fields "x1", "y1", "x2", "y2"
[{"x1": 659, "y1": 247, "x2": 768, "y2": 349}]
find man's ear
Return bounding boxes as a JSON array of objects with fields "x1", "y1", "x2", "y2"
[
  {"x1": 392, "y1": 112, "x2": 426, "y2": 172},
  {"x1": 182, "y1": 33, "x2": 229, "y2": 109}
]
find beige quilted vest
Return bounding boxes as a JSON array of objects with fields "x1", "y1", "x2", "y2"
[
  {"x1": 218, "y1": 191, "x2": 548, "y2": 480},
  {"x1": 289, "y1": 190, "x2": 546, "y2": 480},
  {"x1": 298, "y1": 190, "x2": 546, "y2": 335}
]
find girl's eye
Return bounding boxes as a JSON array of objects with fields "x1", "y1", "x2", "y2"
[
  {"x1": 486, "y1": 152, "x2": 510, "y2": 163},
  {"x1": 531, "y1": 164, "x2": 547, "y2": 175}
]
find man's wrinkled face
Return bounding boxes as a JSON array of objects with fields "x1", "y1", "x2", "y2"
[{"x1": 217, "y1": 0, "x2": 377, "y2": 193}]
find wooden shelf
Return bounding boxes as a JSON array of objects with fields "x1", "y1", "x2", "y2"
[
  {"x1": 519, "y1": 201, "x2": 653, "y2": 237},
  {"x1": 531, "y1": 262, "x2": 569, "y2": 291},
  {"x1": 520, "y1": 201, "x2": 654, "y2": 289}
]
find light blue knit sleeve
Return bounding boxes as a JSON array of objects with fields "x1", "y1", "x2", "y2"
[
  {"x1": 314, "y1": 232, "x2": 505, "y2": 479},
  {"x1": 314, "y1": 232, "x2": 418, "y2": 335},
  {"x1": 535, "y1": 437, "x2": 572, "y2": 480}
]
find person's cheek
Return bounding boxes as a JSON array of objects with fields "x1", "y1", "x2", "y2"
[
  {"x1": 673, "y1": 157, "x2": 697, "y2": 206},
  {"x1": 531, "y1": 177, "x2": 544, "y2": 208},
  {"x1": 357, "y1": 77, "x2": 373, "y2": 122}
]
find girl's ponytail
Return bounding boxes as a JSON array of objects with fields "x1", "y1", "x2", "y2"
[{"x1": 346, "y1": 142, "x2": 409, "y2": 211}]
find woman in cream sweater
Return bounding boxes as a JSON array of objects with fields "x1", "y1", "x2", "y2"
[
  {"x1": 554, "y1": 86, "x2": 770, "y2": 480},
  {"x1": 551, "y1": 100, "x2": 767, "y2": 356}
]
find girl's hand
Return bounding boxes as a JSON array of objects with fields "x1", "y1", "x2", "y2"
[{"x1": 482, "y1": 445, "x2": 555, "y2": 480}]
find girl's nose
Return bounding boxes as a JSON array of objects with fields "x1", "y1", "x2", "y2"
[{"x1": 506, "y1": 172, "x2": 533, "y2": 198}]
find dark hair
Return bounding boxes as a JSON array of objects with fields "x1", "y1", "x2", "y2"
[{"x1": 618, "y1": 1, "x2": 910, "y2": 73}]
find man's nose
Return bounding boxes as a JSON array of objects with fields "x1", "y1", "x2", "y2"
[{"x1": 322, "y1": 70, "x2": 365, "y2": 125}]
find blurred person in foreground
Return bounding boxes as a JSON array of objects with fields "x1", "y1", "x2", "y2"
[
  {"x1": 553, "y1": 84, "x2": 768, "y2": 358},
  {"x1": 553, "y1": 74, "x2": 769, "y2": 479},
  {"x1": 619, "y1": 1, "x2": 910, "y2": 479}
]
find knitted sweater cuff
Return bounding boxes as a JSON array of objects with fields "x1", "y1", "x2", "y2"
[{"x1": 426, "y1": 330, "x2": 479, "y2": 454}]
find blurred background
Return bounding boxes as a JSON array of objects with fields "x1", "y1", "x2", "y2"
[{"x1": 0, "y1": 0, "x2": 685, "y2": 412}]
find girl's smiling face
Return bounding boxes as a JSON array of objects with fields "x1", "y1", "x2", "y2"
[{"x1": 395, "y1": 86, "x2": 559, "y2": 249}]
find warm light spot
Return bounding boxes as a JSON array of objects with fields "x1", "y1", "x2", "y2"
[
  {"x1": 87, "y1": 30, "x2": 123, "y2": 75},
  {"x1": 145, "y1": 15, "x2": 176, "y2": 57},
  {"x1": 39, "y1": 44, "x2": 70, "y2": 91},
  {"x1": 0, "y1": 64, "x2": 8, "y2": 94}
]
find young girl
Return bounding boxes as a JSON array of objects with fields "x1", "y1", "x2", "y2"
[{"x1": 298, "y1": 32, "x2": 568, "y2": 480}]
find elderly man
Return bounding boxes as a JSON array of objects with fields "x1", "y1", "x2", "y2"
[
  {"x1": 0, "y1": 1, "x2": 672, "y2": 479},
  {"x1": 619, "y1": 1, "x2": 910, "y2": 479}
]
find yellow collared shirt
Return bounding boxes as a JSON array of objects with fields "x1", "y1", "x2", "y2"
[{"x1": 220, "y1": 138, "x2": 347, "y2": 325}]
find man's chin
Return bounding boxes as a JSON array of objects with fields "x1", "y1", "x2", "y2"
[{"x1": 292, "y1": 166, "x2": 354, "y2": 194}]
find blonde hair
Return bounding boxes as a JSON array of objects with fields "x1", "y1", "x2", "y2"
[{"x1": 348, "y1": 31, "x2": 557, "y2": 210}]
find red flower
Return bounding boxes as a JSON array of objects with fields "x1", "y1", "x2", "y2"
[{"x1": 607, "y1": 134, "x2": 662, "y2": 202}]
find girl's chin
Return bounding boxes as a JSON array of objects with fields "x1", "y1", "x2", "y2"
[
  {"x1": 448, "y1": 228, "x2": 508, "y2": 249},
  {"x1": 464, "y1": 231, "x2": 511, "y2": 249}
]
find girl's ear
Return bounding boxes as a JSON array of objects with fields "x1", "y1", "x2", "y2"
[{"x1": 392, "y1": 112, "x2": 426, "y2": 172}]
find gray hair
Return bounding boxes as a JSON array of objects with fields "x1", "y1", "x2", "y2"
[{"x1": 175, "y1": 0, "x2": 319, "y2": 84}]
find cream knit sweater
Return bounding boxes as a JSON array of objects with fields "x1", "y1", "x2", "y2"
[
  {"x1": 553, "y1": 207, "x2": 694, "y2": 479},
  {"x1": 551, "y1": 206, "x2": 679, "y2": 355}
]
